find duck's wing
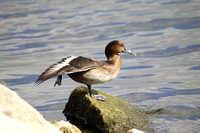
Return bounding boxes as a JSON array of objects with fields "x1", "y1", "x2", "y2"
[{"x1": 35, "y1": 56, "x2": 104, "y2": 85}]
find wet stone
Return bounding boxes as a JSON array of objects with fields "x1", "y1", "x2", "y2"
[{"x1": 63, "y1": 86, "x2": 153, "y2": 133}]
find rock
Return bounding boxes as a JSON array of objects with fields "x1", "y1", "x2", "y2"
[
  {"x1": 51, "y1": 120, "x2": 82, "y2": 133},
  {"x1": 0, "y1": 83, "x2": 79, "y2": 133},
  {"x1": 128, "y1": 128, "x2": 145, "y2": 133},
  {"x1": 63, "y1": 86, "x2": 153, "y2": 133}
]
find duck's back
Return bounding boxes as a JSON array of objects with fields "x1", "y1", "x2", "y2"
[{"x1": 68, "y1": 55, "x2": 122, "y2": 85}]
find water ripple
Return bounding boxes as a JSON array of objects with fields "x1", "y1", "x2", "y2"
[
  {"x1": 121, "y1": 65, "x2": 154, "y2": 70},
  {"x1": 0, "y1": 34, "x2": 52, "y2": 41},
  {"x1": 0, "y1": 9, "x2": 58, "y2": 19},
  {"x1": 119, "y1": 88, "x2": 200, "y2": 103},
  {"x1": 188, "y1": 66, "x2": 200, "y2": 70},
  {"x1": 161, "y1": 0, "x2": 192, "y2": 5},
  {"x1": 1, "y1": 74, "x2": 38, "y2": 86},
  {"x1": 140, "y1": 44, "x2": 200, "y2": 57},
  {"x1": 118, "y1": 74, "x2": 155, "y2": 79}
]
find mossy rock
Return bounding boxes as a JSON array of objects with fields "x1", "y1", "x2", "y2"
[{"x1": 63, "y1": 86, "x2": 153, "y2": 133}]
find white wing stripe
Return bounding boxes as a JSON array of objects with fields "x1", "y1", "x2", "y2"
[{"x1": 51, "y1": 56, "x2": 78, "y2": 71}]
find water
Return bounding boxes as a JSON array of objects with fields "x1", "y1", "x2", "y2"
[{"x1": 0, "y1": 0, "x2": 200, "y2": 132}]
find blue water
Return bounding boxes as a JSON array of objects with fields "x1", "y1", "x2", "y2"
[{"x1": 0, "y1": 0, "x2": 200, "y2": 132}]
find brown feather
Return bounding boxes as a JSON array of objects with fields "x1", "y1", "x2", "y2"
[{"x1": 35, "y1": 56, "x2": 105, "y2": 85}]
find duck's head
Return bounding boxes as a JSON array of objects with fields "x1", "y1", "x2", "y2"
[{"x1": 105, "y1": 40, "x2": 136, "y2": 58}]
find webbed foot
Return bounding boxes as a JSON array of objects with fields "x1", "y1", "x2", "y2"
[
  {"x1": 91, "y1": 94, "x2": 106, "y2": 101},
  {"x1": 87, "y1": 85, "x2": 106, "y2": 101}
]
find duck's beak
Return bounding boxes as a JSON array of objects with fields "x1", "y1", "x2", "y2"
[{"x1": 122, "y1": 48, "x2": 136, "y2": 56}]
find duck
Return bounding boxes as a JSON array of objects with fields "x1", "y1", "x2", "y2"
[{"x1": 35, "y1": 40, "x2": 136, "y2": 101}]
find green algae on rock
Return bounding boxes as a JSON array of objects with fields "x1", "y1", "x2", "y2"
[{"x1": 63, "y1": 86, "x2": 153, "y2": 133}]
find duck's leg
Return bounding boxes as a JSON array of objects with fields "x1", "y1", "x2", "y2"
[
  {"x1": 87, "y1": 85, "x2": 106, "y2": 101},
  {"x1": 87, "y1": 85, "x2": 93, "y2": 96},
  {"x1": 54, "y1": 75, "x2": 63, "y2": 87}
]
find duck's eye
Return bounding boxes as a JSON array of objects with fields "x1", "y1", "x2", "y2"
[{"x1": 118, "y1": 43, "x2": 122, "y2": 47}]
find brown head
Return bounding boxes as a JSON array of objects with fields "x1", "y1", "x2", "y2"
[{"x1": 105, "y1": 40, "x2": 136, "y2": 59}]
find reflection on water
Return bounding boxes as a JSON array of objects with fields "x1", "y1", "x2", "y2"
[{"x1": 0, "y1": 0, "x2": 200, "y2": 132}]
